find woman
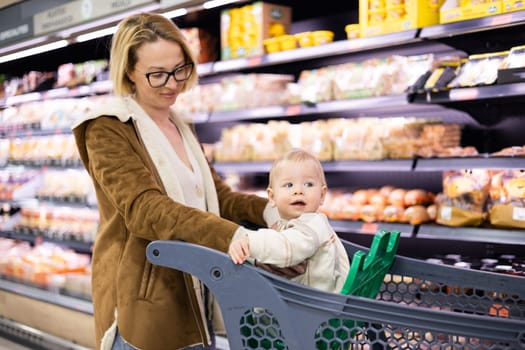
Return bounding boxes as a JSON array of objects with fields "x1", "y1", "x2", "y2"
[{"x1": 73, "y1": 12, "x2": 280, "y2": 350}]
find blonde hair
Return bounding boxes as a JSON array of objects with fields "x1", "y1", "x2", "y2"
[
  {"x1": 268, "y1": 148, "x2": 327, "y2": 188},
  {"x1": 109, "y1": 12, "x2": 198, "y2": 96}
]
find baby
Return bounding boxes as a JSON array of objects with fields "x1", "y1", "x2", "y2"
[{"x1": 229, "y1": 148, "x2": 350, "y2": 293}]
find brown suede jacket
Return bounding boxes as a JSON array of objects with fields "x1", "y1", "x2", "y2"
[{"x1": 73, "y1": 114, "x2": 268, "y2": 350}]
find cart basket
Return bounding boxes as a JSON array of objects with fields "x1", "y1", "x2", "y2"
[{"x1": 146, "y1": 231, "x2": 525, "y2": 350}]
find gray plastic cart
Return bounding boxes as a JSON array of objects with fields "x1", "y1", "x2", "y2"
[{"x1": 146, "y1": 233, "x2": 525, "y2": 350}]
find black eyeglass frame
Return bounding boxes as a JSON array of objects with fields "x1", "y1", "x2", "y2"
[{"x1": 144, "y1": 62, "x2": 194, "y2": 88}]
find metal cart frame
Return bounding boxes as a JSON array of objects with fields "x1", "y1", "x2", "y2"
[{"x1": 146, "y1": 234, "x2": 525, "y2": 349}]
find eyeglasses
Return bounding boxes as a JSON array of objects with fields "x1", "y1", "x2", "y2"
[{"x1": 144, "y1": 63, "x2": 194, "y2": 88}]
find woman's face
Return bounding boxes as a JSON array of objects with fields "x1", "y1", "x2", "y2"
[{"x1": 128, "y1": 38, "x2": 187, "y2": 113}]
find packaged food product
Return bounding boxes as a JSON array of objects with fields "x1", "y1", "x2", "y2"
[
  {"x1": 344, "y1": 24, "x2": 361, "y2": 39},
  {"x1": 436, "y1": 169, "x2": 491, "y2": 227},
  {"x1": 488, "y1": 169, "x2": 525, "y2": 229},
  {"x1": 311, "y1": 30, "x2": 334, "y2": 45}
]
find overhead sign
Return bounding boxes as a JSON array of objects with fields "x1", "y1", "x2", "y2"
[
  {"x1": 33, "y1": 0, "x2": 156, "y2": 36},
  {"x1": 91, "y1": 0, "x2": 157, "y2": 18},
  {"x1": 0, "y1": 19, "x2": 32, "y2": 46},
  {"x1": 160, "y1": 0, "x2": 200, "y2": 7}
]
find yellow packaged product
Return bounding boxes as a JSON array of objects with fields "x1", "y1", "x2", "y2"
[
  {"x1": 295, "y1": 32, "x2": 313, "y2": 47},
  {"x1": 220, "y1": 1, "x2": 292, "y2": 60},
  {"x1": 345, "y1": 24, "x2": 361, "y2": 39},
  {"x1": 311, "y1": 30, "x2": 334, "y2": 45},
  {"x1": 448, "y1": 51, "x2": 507, "y2": 88},
  {"x1": 488, "y1": 169, "x2": 525, "y2": 229},
  {"x1": 386, "y1": 5, "x2": 407, "y2": 19},
  {"x1": 263, "y1": 37, "x2": 280, "y2": 53},
  {"x1": 436, "y1": 169, "x2": 490, "y2": 227},
  {"x1": 502, "y1": 44, "x2": 525, "y2": 69},
  {"x1": 278, "y1": 34, "x2": 297, "y2": 50}
]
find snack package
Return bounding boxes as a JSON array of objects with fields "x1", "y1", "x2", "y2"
[
  {"x1": 488, "y1": 169, "x2": 525, "y2": 229},
  {"x1": 436, "y1": 169, "x2": 490, "y2": 227}
]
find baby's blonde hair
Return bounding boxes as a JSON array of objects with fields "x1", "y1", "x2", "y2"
[{"x1": 268, "y1": 148, "x2": 327, "y2": 188}]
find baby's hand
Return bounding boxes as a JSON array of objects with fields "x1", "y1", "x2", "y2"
[{"x1": 228, "y1": 234, "x2": 250, "y2": 264}]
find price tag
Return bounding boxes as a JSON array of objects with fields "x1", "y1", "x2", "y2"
[
  {"x1": 440, "y1": 206, "x2": 452, "y2": 221},
  {"x1": 491, "y1": 14, "x2": 513, "y2": 26},
  {"x1": 449, "y1": 88, "x2": 479, "y2": 101},
  {"x1": 285, "y1": 105, "x2": 301, "y2": 116},
  {"x1": 512, "y1": 207, "x2": 525, "y2": 221},
  {"x1": 247, "y1": 56, "x2": 262, "y2": 66},
  {"x1": 360, "y1": 223, "x2": 378, "y2": 234}
]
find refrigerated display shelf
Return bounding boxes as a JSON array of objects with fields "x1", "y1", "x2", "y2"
[
  {"x1": 212, "y1": 156, "x2": 524, "y2": 174},
  {"x1": 0, "y1": 278, "x2": 92, "y2": 314},
  {"x1": 330, "y1": 219, "x2": 525, "y2": 245},
  {"x1": 0, "y1": 127, "x2": 76, "y2": 138},
  {"x1": 0, "y1": 317, "x2": 91, "y2": 350},
  {"x1": 329, "y1": 219, "x2": 413, "y2": 236},
  {"x1": 5, "y1": 159, "x2": 83, "y2": 168},
  {"x1": 204, "y1": 95, "x2": 472, "y2": 123},
  {"x1": 411, "y1": 82, "x2": 525, "y2": 104},
  {"x1": 420, "y1": 10, "x2": 525, "y2": 38},
  {"x1": 211, "y1": 29, "x2": 422, "y2": 73},
  {"x1": 414, "y1": 156, "x2": 525, "y2": 170},
  {"x1": 0, "y1": 230, "x2": 93, "y2": 254},
  {"x1": 0, "y1": 81, "x2": 112, "y2": 108},
  {"x1": 416, "y1": 223, "x2": 525, "y2": 245}
]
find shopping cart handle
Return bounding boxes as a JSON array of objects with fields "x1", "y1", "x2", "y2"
[{"x1": 146, "y1": 239, "x2": 250, "y2": 284}]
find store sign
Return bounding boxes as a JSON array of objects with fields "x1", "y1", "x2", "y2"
[
  {"x1": 33, "y1": 1, "x2": 86, "y2": 36},
  {"x1": 0, "y1": 20, "x2": 32, "y2": 46},
  {"x1": 160, "y1": 0, "x2": 200, "y2": 7},
  {"x1": 33, "y1": 0, "x2": 155, "y2": 36},
  {"x1": 90, "y1": 0, "x2": 156, "y2": 18}
]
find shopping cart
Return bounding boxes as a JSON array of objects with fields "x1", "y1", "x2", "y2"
[{"x1": 146, "y1": 231, "x2": 525, "y2": 350}]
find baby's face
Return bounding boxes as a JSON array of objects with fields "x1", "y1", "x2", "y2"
[{"x1": 268, "y1": 160, "x2": 327, "y2": 220}]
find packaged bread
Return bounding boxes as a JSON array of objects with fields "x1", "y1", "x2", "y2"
[
  {"x1": 293, "y1": 121, "x2": 333, "y2": 161},
  {"x1": 488, "y1": 169, "x2": 525, "y2": 229},
  {"x1": 436, "y1": 169, "x2": 491, "y2": 227}
]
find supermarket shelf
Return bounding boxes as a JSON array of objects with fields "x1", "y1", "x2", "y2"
[
  {"x1": 0, "y1": 127, "x2": 73, "y2": 138},
  {"x1": 416, "y1": 224, "x2": 525, "y2": 245},
  {"x1": 415, "y1": 156, "x2": 525, "y2": 170},
  {"x1": 0, "y1": 278, "x2": 92, "y2": 314},
  {"x1": 211, "y1": 30, "x2": 421, "y2": 73},
  {"x1": 204, "y1": 95, "x2": 473, "y2": 124},
  {"x1": 412, "y1": 83, "x2": 525, "y2": 104},
  {"x1": 212, "y1": 156, "x2": 523, "y2": 174},
  {"x1": 212, "y1": 161, "x2": 273, "y2": 174},
  {"x1": 329, "y1": 219, "x2": 414, "y2": 236},
  {"x1": 0, "y1": 230, "x2": 93, "y2": 254},
  {"x1": 420, "y1": 10, "x2": 525, "y2": 38},
  {"x1": 331, "y1": 219, "x2": 525, "y2": 246},
  {"x1": 0, "y1": 316, "x2": 92, "y2": 350},
  {"x1": 0, "y1": 81, "x2": 112, "y2": 107},
  {"x1": 322, "y1": 159, "x2": 414, "y2": 171},
  {"x1": 211, "y1": 160, "x2": 415, "y2": 174}
]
